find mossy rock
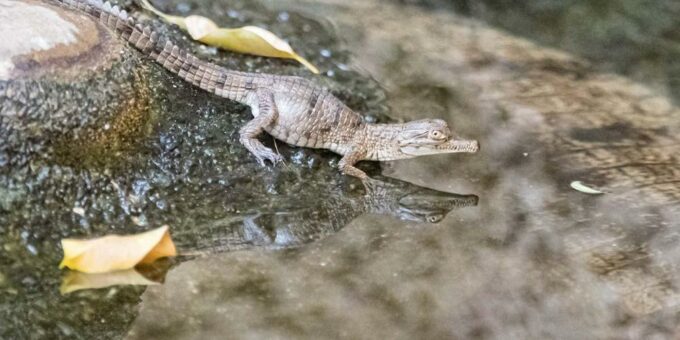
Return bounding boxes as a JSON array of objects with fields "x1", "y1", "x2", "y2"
[{"x1": 0, "y1": 0, "x2": 153, "y2": 171}]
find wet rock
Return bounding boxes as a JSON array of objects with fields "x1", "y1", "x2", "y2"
[
  {"x1": 0, "y1": 0, "x2": 152, "y2": 169},
  {"x1": 0, "y1": 0, "x2": 389, "y2": 338}
]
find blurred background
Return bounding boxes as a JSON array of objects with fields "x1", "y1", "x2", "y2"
[{"x1": 398, "y1": 0, "x2": 680, "y2": 103}]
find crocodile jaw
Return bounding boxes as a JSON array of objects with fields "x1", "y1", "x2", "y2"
[
  {"x1": 397, "y1": 191, "x2": 479, "y2": 223},
  {"x1": 399, "y1": 139, "x2": 479, "y2": 156}
]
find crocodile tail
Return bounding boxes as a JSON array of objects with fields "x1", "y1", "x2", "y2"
[{"x1": 52, "y1": 0, "x2": 252, "y2": 102}]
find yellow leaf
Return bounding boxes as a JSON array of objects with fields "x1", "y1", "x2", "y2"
[
  {"x1": 184, "y1": 15, "x2": 219, "y2": 40},
  {"x1": 59, "y1": 225, "x2": 177, "y2": 273},
  {"x1": 60, "y1": 268, "x2": 161, "y2": 294},
  {"x1": 197, "y1": 26, "x2": 319, "y2": 74},
  {"x1": 139, "y1": 0, "x2": 319, "y2": 73}
]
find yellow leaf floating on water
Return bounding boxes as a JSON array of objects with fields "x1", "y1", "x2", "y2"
[
  {"x1": 60, "y1": 268, "x2": 161, "y2": 294},
  {"x1": 140, "y1": 0, "x2": 319, "y2": 74},
  {"x1": 59, "y1": 225, "x2": 177, "y2": 273}
]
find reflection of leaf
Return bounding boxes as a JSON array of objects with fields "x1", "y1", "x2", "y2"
[
  {"x1": 59, "y1": 225, "x2": 177, "y2": 273},
  {"x1": 570, "y1": 181, "x2": 604, "y2": 195},
  {"x1": 60, "y1": 268, "x2": 161, "y2": 294},
  {"x1": 139, "y1": 0, "x2": 319, "y2": 74}
]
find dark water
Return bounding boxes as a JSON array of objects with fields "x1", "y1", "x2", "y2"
[{"x1": 2, "y1": 0, "x2": 680, "y2": 339}]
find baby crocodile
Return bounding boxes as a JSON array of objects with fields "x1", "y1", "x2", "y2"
[{"x1": 53, "y1": 0, "x2": 479, "y2": 179}]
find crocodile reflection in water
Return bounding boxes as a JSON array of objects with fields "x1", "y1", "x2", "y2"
[{"x1": 180, "y1": 176, "x2": 478, "y2": 253}]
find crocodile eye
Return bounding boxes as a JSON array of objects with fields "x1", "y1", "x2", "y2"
[
  {"x1": 427, "y1": 215, "x2": 443, "y2": 223},
  {"x1": 430, "y1": 130, "x2": 445, "y2": 140}
]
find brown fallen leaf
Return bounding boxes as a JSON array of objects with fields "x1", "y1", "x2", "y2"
[
  {"x1": 139, "y1": 0, "x2": 319, "y2": 74},
  {"x1": 60, "y1": 268, "x2": 161, "y2": 294},
  {"x1": 59, "y1": 225, "x2": 177, "y2": 273}
]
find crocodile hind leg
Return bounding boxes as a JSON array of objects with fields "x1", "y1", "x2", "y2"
[{"x1": 239, "y1": 89, "x2": 284, "y2": 166}]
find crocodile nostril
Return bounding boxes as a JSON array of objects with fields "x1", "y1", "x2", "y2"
[{"x1": 472, "y1": 140, "x2": 480, "y2": 152}]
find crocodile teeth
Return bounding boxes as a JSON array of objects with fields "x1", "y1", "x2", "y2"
[
  {"x1": 119, "y1": 9, "x2": 128, "y2": 20},
  {"x1": 111, "y1": 5, "x2": 120, "y2": 15},
  {"x1": 103, "y1": 1, "x2": 112, "y2": 11}
]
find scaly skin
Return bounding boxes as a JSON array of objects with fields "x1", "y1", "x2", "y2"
[{"x1": 52, "y1": 0, "x2": 479, "y2": 179}]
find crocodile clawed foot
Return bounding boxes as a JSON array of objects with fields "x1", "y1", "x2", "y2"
[{"x1": 254, "y1": 150, "x2": 284, "y2": 167}]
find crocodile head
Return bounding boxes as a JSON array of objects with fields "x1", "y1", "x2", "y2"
[
  {"x1": 362, "y1": 176, "x2": 479, "y2": 223},
  {"x1": 397, "y1": 119, "x2": 479, "y2": 157},
  {"x1": 396, "y1": 188, "x2": 479, "y2": 223}
]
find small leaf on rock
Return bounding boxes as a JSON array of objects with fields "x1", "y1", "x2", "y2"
[
  {"x1": 570, "y1": 181, "x2": 604, "y2": 195},
  {"x1": 59, "y1": 225, "x2": 176, "y2": 273}
]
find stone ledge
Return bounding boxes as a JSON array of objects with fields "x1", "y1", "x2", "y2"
[{"x1": 0, "y1": 0, "x2": 152, "y2": 169}]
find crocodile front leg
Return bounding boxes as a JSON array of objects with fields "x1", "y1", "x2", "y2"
[
  {"x1": 339, "y1": 149, "x2": 368, "y2": 179},
  {"x1": 239, "y1": 89, "x2": 284, "y2": 166}
]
